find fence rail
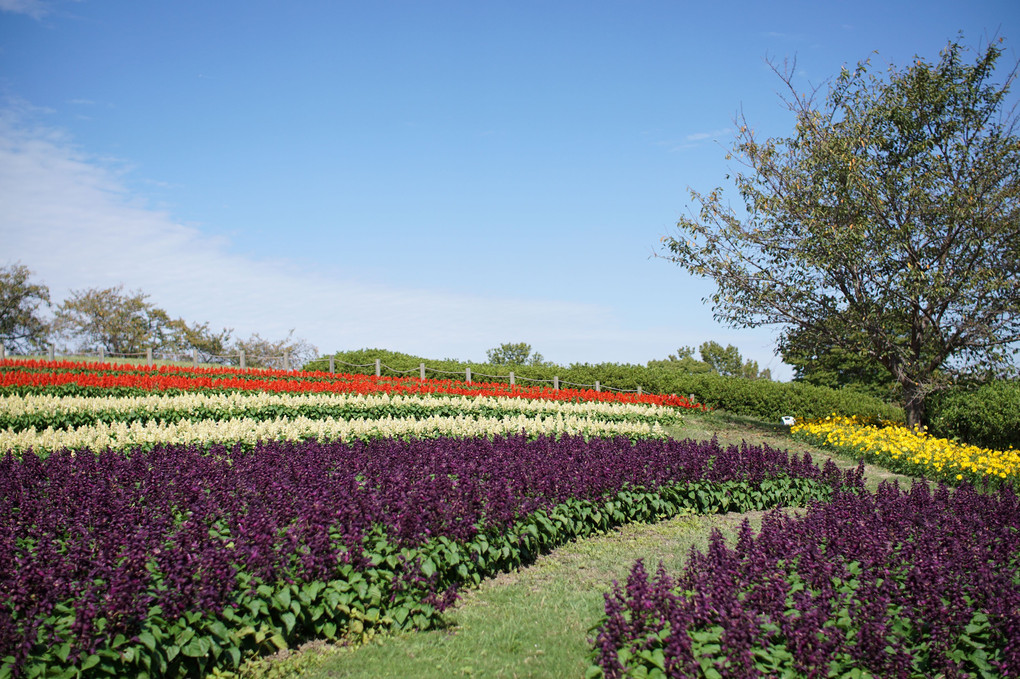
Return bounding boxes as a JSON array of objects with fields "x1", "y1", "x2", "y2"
[
  {"x1": 0, "y1": 345, "x2": 295, "y2": 371},
  {"x1": 0, "y1": 347, "x2": 666, "y2": 397},
  {"x1": 324, "y1": 357, "x2": 644, "y2": 395}
]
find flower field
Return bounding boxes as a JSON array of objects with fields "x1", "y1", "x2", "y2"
[
  {"x1": 791, "y1": 415, "x2": 1020, "y2": 489},
  {"x1": 1, "y1": 360, "x2": 844, "y2": 678},
  {"x1": 0, "y1": 359, "x2": 700, "y2": 409},
  {"x1": 5, "y1": 359, "x2": 1017, "y2": 678},
  {"x1": 0, "y1": 390, "x2": 680, "y2": 457},
  {"x1": 590, "y1": 481, "x2": 1020, "y2": 678}
]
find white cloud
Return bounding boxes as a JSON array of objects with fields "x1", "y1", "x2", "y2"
[
  {"x1": 0, "y1": 107, "x2": 689, "y2": 366},
  {"x1": 685, "y1": 127, "x2": 732, "y2": 143},
  {"x1": 0, "y1": 0, "x2": 49, "y2": 18}
]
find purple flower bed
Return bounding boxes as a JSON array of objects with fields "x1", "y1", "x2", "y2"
[
  {"x1": 0, "y1": 434, "x2": 847, "y2": 677},
  {"x1": 592, "y1": 481, "x2": 1020, "y2": 678}
]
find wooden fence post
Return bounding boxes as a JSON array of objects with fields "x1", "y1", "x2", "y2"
[
  {"x1": 284, "y1": 352, "x2": 290, "y2": 371},
  {"x1": 637, "y1": 386, "x2": 642, "y2": 395},
  {"x1": 420, "y1": 363, "x2": 425, "y2": 380},
  {"x1": 509, "y1": 371, "x2": 514, "y2": 387},
  {"x1": 192, "y1": 349, "x2": 198, "y2": 367},
  {"x1": 553, "y1": 376, "x2": 559, "y2": 390},
  {"x1": 49, "y1": 344, "x2": 55, "y2": 361},
  {"x1": 146, "y1": 348, "x2": 153, "y2": 366},
  {"x1": 329, "y1": 356, "x2": 335, "y2": 374},
  {"x1": 375, "y1": 359, "x2": 381, "y2": 377},
  {"x1": 595, "y1": 380, "x2": 600, "y2": 392},
  {"x1": 240, "y1": 350, "x2": 246, "y2": 370},
  {"x1": 466, "y1": 368, "x2": 471, "y2": 383}
]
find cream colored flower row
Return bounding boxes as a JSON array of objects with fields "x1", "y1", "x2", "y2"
[
  {"x1": 0, "y1": 391, "x2": 682, "y2": 424},
  {"x1": 0, "y1": 413, "x2": 668, "y2": 455}
]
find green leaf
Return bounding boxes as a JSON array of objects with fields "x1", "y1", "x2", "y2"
[
  {"x1": 181, "y1": 637, "x2": 210, "y2": 658},
  {"x1": 137, "y1": 631, "x2": 157, "y2": 652},
  {"x1": 80, "y1": 654, "x2": 101, "y2": 670}
]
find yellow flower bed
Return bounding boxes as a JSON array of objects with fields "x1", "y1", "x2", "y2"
[{"x1": 791, "y1": 415, "x2": 1019, "y2": 487}]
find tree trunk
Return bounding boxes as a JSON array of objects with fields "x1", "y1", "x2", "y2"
[{"x1": 902, "y1": 380, "x2": 927, "y2": 430}]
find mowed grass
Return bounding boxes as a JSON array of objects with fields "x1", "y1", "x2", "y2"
[{"x1": 230, "y1": 409, "x2": 918, "y2": 679}]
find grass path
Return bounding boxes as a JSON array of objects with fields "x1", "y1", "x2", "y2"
[{"x1": 232, "y1": 411, "x2": 918, "y2": 679}]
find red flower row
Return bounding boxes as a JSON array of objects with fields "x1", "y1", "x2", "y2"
[{"x1": 0, "y1": 359, "x2": 704, "y2": 410}]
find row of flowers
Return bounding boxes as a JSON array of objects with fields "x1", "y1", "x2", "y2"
[
  {"x1": 0, "y1": 359, "x2": 702, "y2": 409},
  {"x1": 0, "y1": 412, "x2": 670, "y2": 457},
  {"x1": 0, "y1": 391, "x2": 683, "y2": 433},
  {"x1": 2, "y1": 435, "x2": 846, "y2": 678},
  {"x1": 791, "y1": 415, "x2": 1019, "y2": 488}
]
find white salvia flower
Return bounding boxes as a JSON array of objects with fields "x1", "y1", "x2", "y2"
[{"x1": 1, "y1": 411, "x2": 665, "y2": 455}]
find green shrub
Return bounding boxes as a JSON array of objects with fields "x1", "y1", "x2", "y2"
[
  {"x1": 305, "y1": 349, "x2": 904, "y2": 423},
  {"x1": 928, "y1": 380, "x2": 1020, "y2": 450}
]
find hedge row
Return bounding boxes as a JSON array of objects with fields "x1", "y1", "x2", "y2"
[
  {"x1": 306, "y1": 349, "x2": 906, "y2": 423},
  {"x1": 927, "y1": 380, "x2": 1020, "y2": 451}
]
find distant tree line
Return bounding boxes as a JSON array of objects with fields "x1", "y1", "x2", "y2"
[
  {"x1": 0, "y1": 263, "x2": 316, "y2": 369},
  {"x1": 648, "y1": 342, "x2": 772, "y2": 380}
]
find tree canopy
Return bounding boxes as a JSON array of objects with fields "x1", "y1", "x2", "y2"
[
  {"x1": 661, "y1": 37, "x2": 1020, "y2": 427},
  {"x1": 0, "y1": 264, "x2": 50, "y2": 353},
  {"x1": 52, "y1": 285, "x2": 168, "y2": 356},
  {"x1": 649, "y1": 342, "x2": 770, "y2": 379},
  {"x1": 45, "y1": 282, "x2": 314, "y2": 367},
  {"x1": 486, "y1": 342, "x2": 547, "y2": 366}
]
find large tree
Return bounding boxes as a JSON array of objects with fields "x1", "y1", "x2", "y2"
[
  {"x1": 661, "y1": 37, "x2": 1020, "y2": 427},
  {"x1": 52, "y1": 285, "x2": 169, "y2": 355},
  {"x1": 0, "y1": 263, "x2": 51, "y2": 352},
  {"x1": 52, "y1": 285, "x2": 234, "y2": 359}
]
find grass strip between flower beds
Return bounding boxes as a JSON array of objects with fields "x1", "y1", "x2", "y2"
[{"x1": 1, "y1": 435, "x2": 853, "y2": 678}]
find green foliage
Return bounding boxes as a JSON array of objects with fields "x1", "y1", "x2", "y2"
[
  {"x1": 647, "y1": 346, "x2": 713, "y2": 374},
  {"x1": 0, "y1": 263, "x2": 50, "y2": 353},
  {"x1": 927, "y1": 380, "x2": 1020, "y2": 450},
  {"x1": 781, "y1": 325, "x2": 900, "y2": 402},
  {"x1": 52, "y1": 285, "x2": 162, "y2": 355},
  {"x1": 485, "y1": 342, "x2": 547, "y2": 366},
  {"x1": 660, "y1": 37, "x2": 1020, "y2": 428},
  {"x1": 13, "y1": 475, "x2": 839, "y2": 678},
  {"x1": 697, "y1": 341, "x2": 770, "y2": 380},
  {"x1": 50, "y1": 285, "x2": 236, "y2": 361},
  {"x1": 654, "y1": 373, "x2": 902, "y2": 423},
  {"x1": 307, "y1": 349, "x2": 904, "y2": 422}
]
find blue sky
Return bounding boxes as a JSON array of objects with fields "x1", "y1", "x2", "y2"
[{"x1": 1, "y1": 1, "x2": 1017, "y2": 378}]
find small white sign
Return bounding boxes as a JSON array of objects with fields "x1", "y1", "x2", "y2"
[{"x1": 781, "y1": 416, "x2": 796, "y2": 426}]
